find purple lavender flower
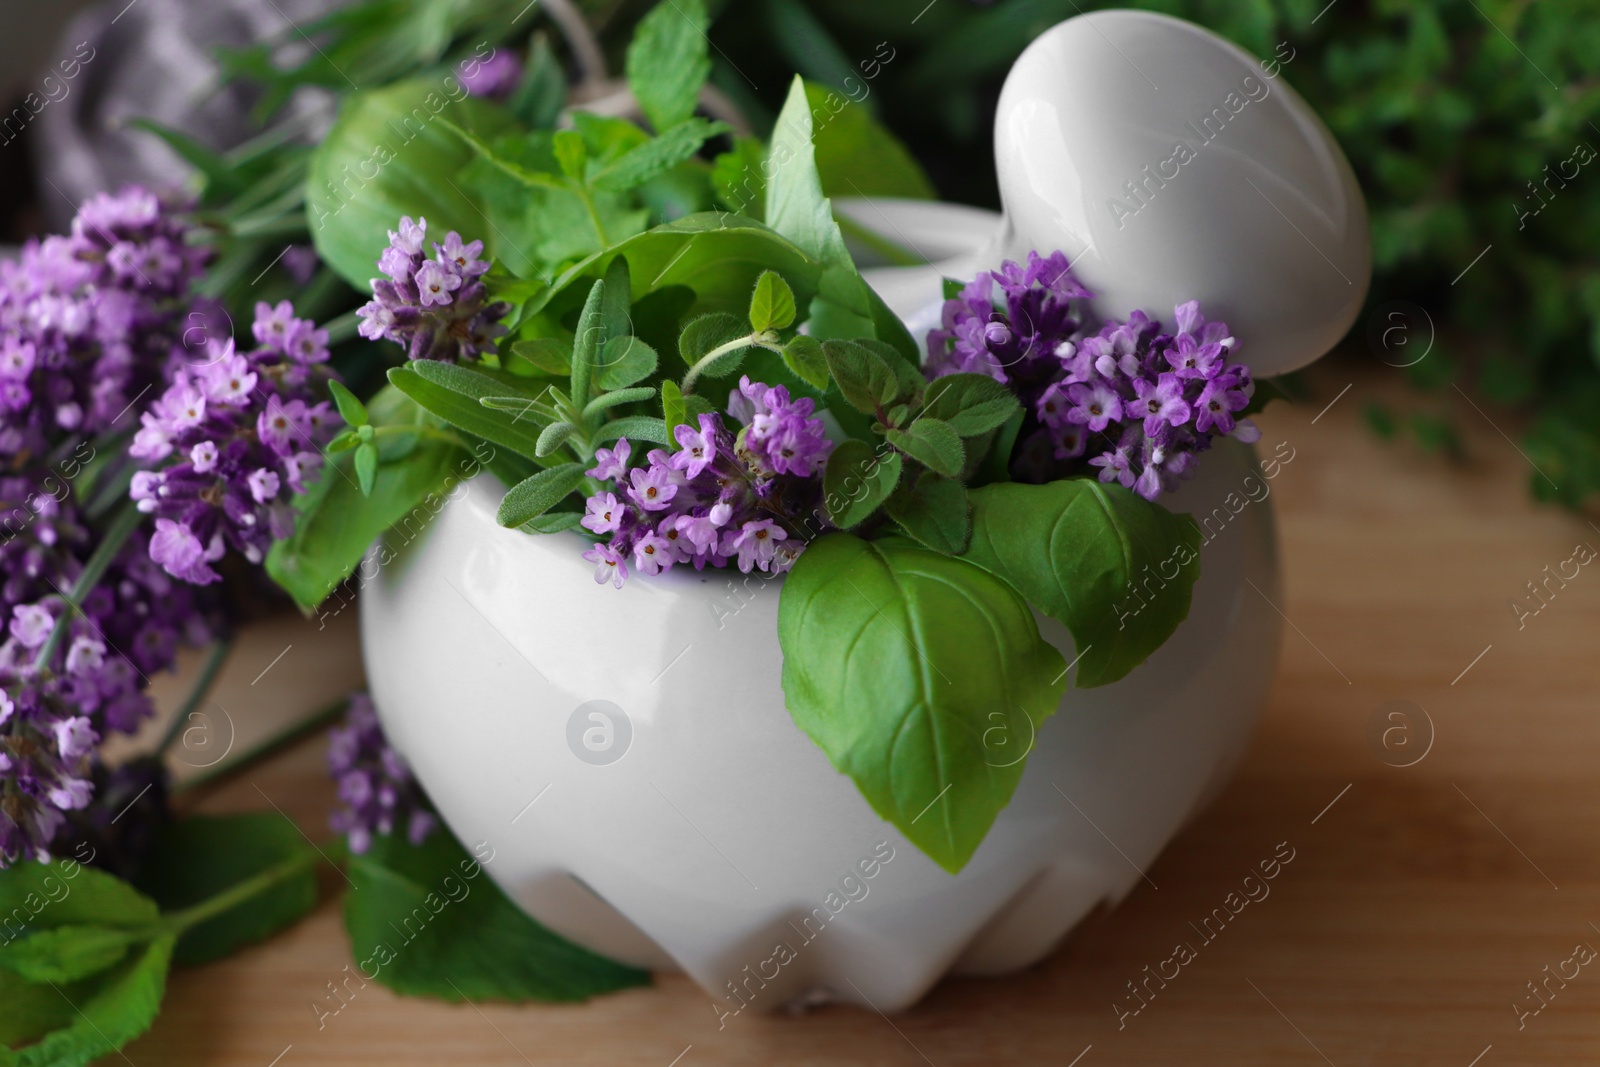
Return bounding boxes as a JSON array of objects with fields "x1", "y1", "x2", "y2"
[
  {"x1": 327, "y1": 693, "x2": 435, "y2": 855},
  {"x1": 927, "y1": 251, "x2": 1260, "y2": 502},
  {"x1": 356, "y1": 216, "x2": 509, "y2": 363},
  {"x1": 130, "y1": 302, "x2": 338, "y2": 584},
  {"x1": 459, "y1": 49, "x2": 524, "y2": 100},
  {"x1": 736, "y1": 378, "x2": 833, "y2": 477}
]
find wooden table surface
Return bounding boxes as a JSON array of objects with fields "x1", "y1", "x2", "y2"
[{"x1": 119, "y1": 360, "x2": 1600, "y2": 1066}]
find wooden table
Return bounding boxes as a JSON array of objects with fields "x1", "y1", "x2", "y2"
[{"x1": 122, "y1": 360, "x2": 1600, "y2": 1065}]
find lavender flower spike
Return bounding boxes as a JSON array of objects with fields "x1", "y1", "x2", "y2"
[{"x1": 357, "y1": 216, "x2": 510, "y2": 364}]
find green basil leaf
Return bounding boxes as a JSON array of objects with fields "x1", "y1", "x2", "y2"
[
  {"x1": 822, "y1": 440, "x2": 901, "y2": 528},
  {"x1": 509, "y1": 338, "x2": 573, "y2": 377},
  {"x1": 712, "y1": 137, "x2": 766, "y2": 217},
  {"x1": 598, "y1": 415, "x2": 671, "y2": 445},
  {"x1": 887, "y1": 419, "x2": 965, "y2": 477},
  {"x1": 267, "y1": 420, "x2": 466, "y2": 610},
  {"x1": 749, "y1": 270, "x2": 798, "y2": 332},
  {"x1": 389, "y1": 365, "x2": 549, "y2": 463},
  {"x1": 305, "y1": 81, "x2": 517, "y2": 289},
  {"x1": 778, "y1": 535, "x2": 1068, "y2": 873},
  {"x1": 591, "y1": 118, "x2": 728, "y2": 193},
  {"x1": 497, "y1": 464, "x2": 587, "y2": 528},
  {"x1": 781, "y1": 335, "x2": 830, "y2": 392},
  {"x1": 133, "y1": 814, "x2": 318, "y2": 967},
  {"x1": 344, "y1": 827, "x2": 649, "y2": 1001},
  {"x1": 327, "y1": 379, "x2": 368, "y2": 428},
  {"x1": 921, "y1": 373, "x2": 1022, "y2": 438},
  {"x1": 594, "y1": 336, "x2": 659, "y2": 391},
  {"x1": 535, "y1": 421, "x2": 577, "y2": 458},
  {"x1": 766, "y1": 77, "x2": 877, "y2": 339},
  {"x1": 581, "y1": 387, "x2": 657, "y2": 421},
  {"x1": 887, "y1": 475, "x2": 971, "y2": 554},
  {"x1": 553, "y1": 129, "x2": 587, "y2": 181},
  {"x1": 0, "y1": 927, "x2": 147, "y2": 985},
  {"x1": 355, "y1": 442, "x2": 379, "y2": 496},
  {"x1": 625, "y1": 0, "x2": 711, "y2": 132},
  {"x1": 961, "y1": 480, "x2": 1203, "y2": 688}
]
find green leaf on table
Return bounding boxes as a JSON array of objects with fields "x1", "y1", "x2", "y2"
[
  {"x1": 920, "y1": 373, "x2": 1021, "y2": 438},
  {"x1": 345, "y1": 827, "x2": 649, "y2": 1001},
  {"x1": 887, "y1": 475, "x2": 971, "y2": 554},
  {"x1": 0, "y1": 926, "x2": 147, "y2": 984},
  {"x1": 626, "y1": 0, "x2": 711, "y2": 132},
  {"x1": 782, "y1": 335, "x2": 830, "y2": 392},
  {"x1": 497, "y1": 463, "x2": 588, "y2": 528},
  {"x1": 594, "y1": 336, "x2": 659, "y2": 391},
  {"x1": 592, "y1": 118, "x2": 728, "y2": 194},
  {"x1": 778, "y1": 535, "x2": 1068, "y2": 873},
  {"x1": 748, "y1": 270, "x2": 797, "y2": 332},
  {"x1": 4, "y1": 936, "x2": 175, "y2": 1067},
  {"x1": 961, "y1": 479, "x2": 1203, "y2": 688},
  {"x1": 887, "y1": 419, "x2": 964, "y2": 477},
  {"x1": 822, "y1": 440, "x2": 901, "y2": 528},
  {"x1": 132, "y1": 813, "x2": 318, "y2": 967}
]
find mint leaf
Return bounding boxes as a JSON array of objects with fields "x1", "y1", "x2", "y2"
[
  {"x1": 822, "y1": 440, "x2": 901, "y2": 528},
  {"x1": 591, "y1": 118, "x2": 728, "y2": 193},
  {"x1": 887, "y1": 419, "x2": 964, "y2": 477},
  {"x1": 962, "y1": 480, "x2": 1203, "y2": 688},
  {"x1": 778, "y1": 535, "x2": 1068, "y2": 873},
  {"x1": 749, "y1": 271, "x2": 797, "y2": 332},
  {"x1": 552, "y1": 130, "x2": 587, "y2": 181},
  {"x1": 8, "y1": 936, "x2": 175, "y2": 1067},
  {"x1": 497, "y1": 464, "x2": 588, "y2": 528},
  {"x1": 920, "y1": 373, "x2": 1022, "y2": 438},
  {"x1": 132, "y1": 814, "x2": 319, "y2": 967},
  {"x1": 625, "y1": 0, "x2": 711, "y2": 132},
  {"x1": 345, "y1": 829, "x2": 649, "y2": 1001},
  {"x1": 0, "y1": 926, "x2": 147, "y2": 984},
  {"x1": 887, "y1": 475, "x2": 971, "y2": 554}
]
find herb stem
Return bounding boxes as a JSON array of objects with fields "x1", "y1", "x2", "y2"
[
  {"x1": 162, "y1": 837, "x2": 343, "y2": 934},
  {"x1": 156, "y1": 638, "x2": 234, "y2": 756},
  {"x1": 680, "y1": 332, "x2": 782, "y2": 396},
  {"x1": 172, "y1": 698, "x2": 350, "y2": 803},
  {"x1": 33, "y1": 501, "x2": 145, "y2": 672}
]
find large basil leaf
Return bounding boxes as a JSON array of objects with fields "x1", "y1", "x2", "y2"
[
  {"x1": 805, "y1": 82, "x2": 936, "y2": 201},
  {"x1": 778, "y1": 534, "x2": 1068, "y2": 873},
  {"x1": 344, "y1": 827, "x2": 649, "y2": 1002},
  {"x1": 962, "y1": 480, "x2": 1203, "y2": 689},
  {"x1": 306, "y1": 80, "x2": 518, "y2": 289}
]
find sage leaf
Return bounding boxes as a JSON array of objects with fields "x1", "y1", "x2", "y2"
[
  {"x1": 921, "y1": 373, "x2": 1022, "y2": 438},
  {"x1": 582, "y1": 387, "x2": 657, "y2": 421},
  {"x1": 961, "y1": 479, "x2": 1203, "y2": 688},
  {"x1": 822, "y1": 440, "x2": 901, "y2": 528},
  {"x1": 344, "y1": 828, "x2": 649, "y2": 1001},
  {"x1": 596, "y1": 415, "x2": 670, "y2": 445},
  {"x1": 778, "y1": 535, "x2": 1068, "y2": 873},
  {"x1": 535, "y1": 421, "x2": 577, "y2": 458},
  {"x1": 887, "y1": 419, "x2": 965, "y2": 477},
  {"x1": 887, "y1": 475, "x2": 971, "y2": 554},
  {"x1": 821, "y1": 339, "x2": 897, "y2": 413},
  {"x1": 497, "y1": 464, "x2": 587, "y2": 528},
  {"x1": 524, "y1": 510, "x2": 585, "y2": 534},
  {"x1": 749, "y1": 270, "x2": 797, "y2": 332},
  {"x1": 625, "y1": 0, "x2": 711, "y2": 132},
  {"x1": 570, "y1": 278, "x2": 606, "y2": 408},
  {"x1": 388, "y1": 365, "x2": 548, "y2": 463}
]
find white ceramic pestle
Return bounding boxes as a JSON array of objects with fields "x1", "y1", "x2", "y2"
[{"x1": 360, "y1": 10, "x2": 1368, "y2": 1013}]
